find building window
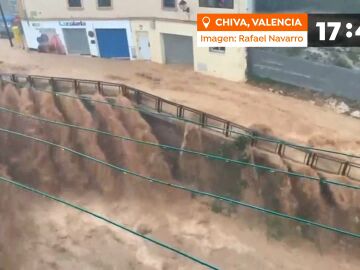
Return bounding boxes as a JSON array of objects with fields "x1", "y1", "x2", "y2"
[
  {"x1": 209, "y1": 47, "x2": 226, "y2": 53},
  {"x1": 98, "y1": 0, "x2": 112, "y2": 8},
  {"x1": 68, "y1": 0, "x2": 82, "y2": 8},
  {"x1": 163, "y1": 0, "x2": 176, "y2": 9},
  {"x1": 199, "y1": 0, "x2": 234, "y2": 9}
]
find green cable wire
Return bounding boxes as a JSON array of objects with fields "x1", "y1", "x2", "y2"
[
  {"x1": 0, "y1": 105, "x2": 358, "y2": 190},
  {"x1": 43, "y1": 88, "x2": 213, "y2": 130},
  {"x1": 0, "y1": 127, "x2": 358, "y2": 239},
  {"x1": 27, "y1": 85, "x2": 360, "y2": 160},
  {"x1": 5, "y1": 78, "x2": 355, "y2": 160},
  {"x1": 0, "y1": 175, "x2": 219, "y2": 270},
  {"x1": 3, "y1": 76, "x2": 360, "y2": 159}
]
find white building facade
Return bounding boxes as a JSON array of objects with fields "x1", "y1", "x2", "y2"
[
  {"x1": 21, "y1": 20, "x2": 134, "y2": 58},
  {"x1": 19, "y1": 0, "x2": 251, "y2": 81}
]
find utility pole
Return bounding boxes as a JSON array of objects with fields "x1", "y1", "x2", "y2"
[{"x1": 0, "y1": 2, "x2": 13, "y2": 47}]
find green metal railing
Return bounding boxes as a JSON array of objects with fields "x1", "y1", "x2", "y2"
[{"x1": 1, "y1": 73, "x2": 359, "y2": 181}]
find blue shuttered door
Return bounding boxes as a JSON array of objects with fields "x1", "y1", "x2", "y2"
[{"x1": 96, "y1": 29, "x2": 130, "y2": 58}]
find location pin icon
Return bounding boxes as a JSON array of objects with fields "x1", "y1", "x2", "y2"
[{"x1": 202, "y1": 16, "x2": 211, "y2": 29}]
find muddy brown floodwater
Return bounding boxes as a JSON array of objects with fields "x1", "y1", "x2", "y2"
[
  {"x1": 0, "y1": 83, "x2": 359, "y2": 270},
  {"x1": 1, "y1": 39, "x2": 360, "y2": 154}
]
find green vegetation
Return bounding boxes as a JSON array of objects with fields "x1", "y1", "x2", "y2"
[
  {"x1": 105, "y1": 97, "x2": 116, "y2": 106},
  {"x1": 211, "y1": 200, "x2": 224, "y2": 214},
  {"x1": 80, "y1": 97, "x2": 95, "y2": 113},
  {"x1": 234, "y1": 136, "x2": 251, "y2": 152},
  {"x1": 266, "y1": 216, "x2": 286, "y2": 240},
  {"x1": 346, "y1": 49, "x2": 360, "y2": 63},
  {"x1": 333, "y1": 55, "x2": 353, "y2": 69},
  {"x1": 214, "y1": 135, "x2": 251, "y2": 166},
  {"x1": 211, "y1": 200, "x2": 237, "y2": 216}
]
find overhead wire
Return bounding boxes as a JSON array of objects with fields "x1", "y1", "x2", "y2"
[
  {"x1": 0, "y1": 127, "x2": 359, "y2": 239},
  {"x1": 14, "y1": 83, "x2": 360, "y2": 160},
  {"x1": 0, "y1": 105, "x2": 358, "y2": 190},
  {"x1": 0, "y1": 175, "x2": 219, "y2": 270}
]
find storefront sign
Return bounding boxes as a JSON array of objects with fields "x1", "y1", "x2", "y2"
[{"x1": 59, "y1": 21, "x2": 86, "y2": 27}]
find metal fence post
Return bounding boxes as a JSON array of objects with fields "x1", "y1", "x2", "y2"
[
  {"x1": 200, "y1": 113, "x2": 206, "y2": 127},
  {"x1": 224, "y1": 122, "x2": 230, "y2": 137},
  {"x1": 309, "y1": 153, "x2": 317, "y2": 168},
  {"x1": 305, "y1": 152, "x2": 313, "y2": 166},
  {"x1": 277, "y1": 144, "x2": 284, "y2": 156},
  {"x1": 341, "y1": 162, "x2": 349, "y2": 176},
  {"x1": 135, "y1": 90, "x2": 141, "y2": 104},
  {"x1": 118, "y1": 85, "x2": 122, "y2": 96},
  {"x1": 156, "y1": 99, "x2": 162, "y2": 113},
  {"x1": 121, "y1": 85, "x2": 128, "y2": 97},
  {"x1": 49, "y1": 77, "x2": 55, "y2": 92},
  {"x1": 97, "y1": 81, "x2": 103, "y2": 95},
  {"x1": 27, "y1": 76, "x2": 33, "y2": 87},
  {"x1": 74, "y1": 79, "x2": 79, "y2": 94},
  {"x1": 177, "y1": 105, "x2": 184, "y2": 119}
]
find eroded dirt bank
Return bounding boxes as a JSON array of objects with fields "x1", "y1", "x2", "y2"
[{"x1": 0, "y1": 83, "x2": 359, "y2": 270}]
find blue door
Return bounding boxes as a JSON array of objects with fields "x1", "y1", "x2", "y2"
[{"x1": 96, "y1": 29, "x2": 130, "y2": 58}]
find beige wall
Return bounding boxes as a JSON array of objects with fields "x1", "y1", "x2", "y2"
[
  {"x1": 131, "y1": 20, "x2": 247, "y2": 81},
  {"x1": 22, "y1": 0, "x2": 250, "y2": 21},
  {"x1": 196, "y1": 47, "x2": 247, "y2": 81}
]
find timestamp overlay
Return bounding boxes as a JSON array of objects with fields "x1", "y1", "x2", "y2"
[
  {"x1": 308, "y1": 14, "x2": 360, "y2": 47},
  {"x1": 197, "y1": 14, "x2": 360, "y2": 48}
]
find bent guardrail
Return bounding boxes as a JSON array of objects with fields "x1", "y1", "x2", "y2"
[{"x1": 1, "y1": 73, "x2": 359, "y2": 181}]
